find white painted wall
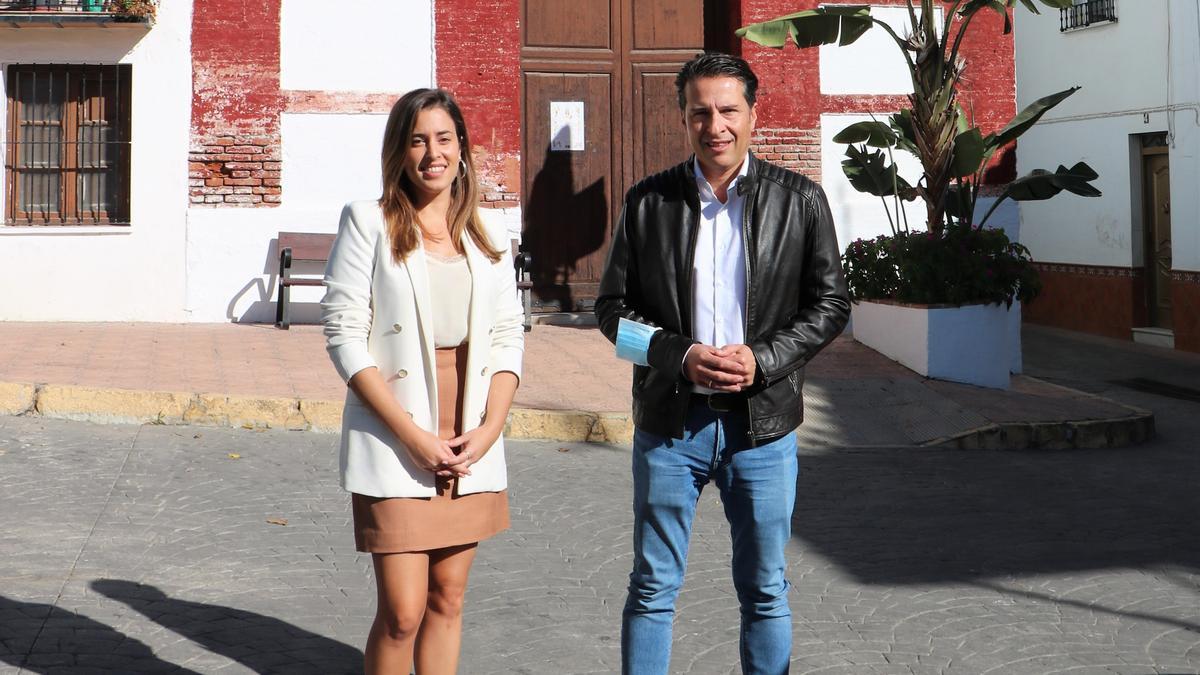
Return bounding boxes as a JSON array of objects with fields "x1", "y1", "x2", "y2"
[
  {"x1": 1014, "y1": 0, "x2": 1200, "y2": 272},
  {"x1": 820, "y1": 5, "x2": 942, "y2": 96},
  {"x1": 280, "y1": 0, "x2": 434, "y2": 92},
  {"x1": 0, "y1": 3, "x2": 193, "y2": 321},
  {"x1": 820, "y1": 112, "x2": 1019, "y2": 248},
  {"x1": 821, "y1": 112, "x2": 926, "y2": 247},
  {"x1": 186, "y1": 113, "x2": 390, "y2": 323},
  {"x1": 184, "y1": 2, "x2": 441, "y2": 323}
]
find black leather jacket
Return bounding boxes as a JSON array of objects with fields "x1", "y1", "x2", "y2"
[{"x1": 595, "y1": 154, "x2": 850, "y2": 443}]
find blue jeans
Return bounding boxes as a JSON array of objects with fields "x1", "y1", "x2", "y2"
[{"x1": 622, "y1": 403, "x2": 799, "y2": 674}]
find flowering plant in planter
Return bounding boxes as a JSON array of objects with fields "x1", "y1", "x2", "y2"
[
  {"x1": 844, "y1": 226, "x2": 1040, "y2": 307},
  {"x1": 737, "y1": 0, "x2": 1102, "y2": 307}
]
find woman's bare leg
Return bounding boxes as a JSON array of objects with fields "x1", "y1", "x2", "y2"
[
  {"x1": 365, "y1": 552, "x2": 430, "y2": 675},
  {"x1": 413, "y1": 543, "x2": 478, "y2": 675}
]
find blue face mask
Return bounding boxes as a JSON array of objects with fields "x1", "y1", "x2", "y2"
[{"x1": 615, "y1": 318, "x2": 661, "y2": 367}]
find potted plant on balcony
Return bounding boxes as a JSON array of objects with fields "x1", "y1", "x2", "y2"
[
  {"x1": 111, "y1": 0, "x2": 154, "y2": 22},
  {"x1": 737, "y1": 0, "x2": 1101, "y2": 389}
]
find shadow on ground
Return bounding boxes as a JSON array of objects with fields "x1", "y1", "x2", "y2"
[
  {"x1": 791, "y1": 440, "x2": 1200, "y2": 634},
  {"x1": 0, "y1": 594, "x2": 200, "y2": 674},
  {"x1": 90, "y1": 579, "x2": 362, "y2": 674}
]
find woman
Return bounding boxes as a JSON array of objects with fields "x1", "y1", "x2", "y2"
[{"x1": 321, "y1": 88, "x2": 523, "y2": 674}]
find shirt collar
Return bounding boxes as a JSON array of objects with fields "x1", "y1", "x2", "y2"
[{"x1": 693, "y1": 155, "x2": 751, "y2": 202}]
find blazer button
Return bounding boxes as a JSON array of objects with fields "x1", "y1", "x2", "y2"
[
  {"x1": 397, "y1": 369, "x2": 408, "y2": 379},
  {"x1": 480, "y1": 367, "x2": 488, "y2": 376},
  {"x1": 393, "y1": 323, "x2": 403, "y2": 333}
]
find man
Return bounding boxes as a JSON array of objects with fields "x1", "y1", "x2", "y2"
[{"x1": 595, "y1": 53, "x2": 850, "y2": 674}]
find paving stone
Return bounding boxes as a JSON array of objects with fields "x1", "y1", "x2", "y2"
[{"x1": 2, "y1": 322, "x2": 1200, "y2": 674}]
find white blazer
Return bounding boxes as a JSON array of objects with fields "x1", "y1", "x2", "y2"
[{"x1": 321, "y1": 200, "x2": 524, "y2": 498}]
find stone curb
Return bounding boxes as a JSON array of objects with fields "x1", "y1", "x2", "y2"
[
  {"x1": 0, "y1": 381, "x2": 632, "y2": 443},
  {"x1": 0, "y1": 379, "x2": 1151, "y2": 449},
  {"x1": 922, "y1": 377, "x2": 1156, "y2": 450}
]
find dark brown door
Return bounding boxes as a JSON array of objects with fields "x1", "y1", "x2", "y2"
[
  {"x1": 521, "y1": 0, "x2": 702, "y2": 312},
  {"x1": 1143, "y1": 151, "x2": 1172, "y2": 329}
]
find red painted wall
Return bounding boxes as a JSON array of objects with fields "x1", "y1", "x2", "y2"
[
  {"x1": 434, "y1": 0, "x2": 523, "y2": 207},
  {"x1": 189, "y1": 0, "x2": 283, "y2": 206},
  {"x1": 191, "y1": 0, "x2": 282, "y2": 139},
  {"x1": 737, "y1": 0, "x2": 1018, "y2": 183}
]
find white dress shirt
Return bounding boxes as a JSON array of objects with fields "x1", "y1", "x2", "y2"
[{"x1": 689, "y1": 157, "x2": 749, "y2": 394}]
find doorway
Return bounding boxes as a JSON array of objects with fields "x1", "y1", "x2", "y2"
[
  {"x1": 519, "y1": 0, "x2": 708, "y2": 312},
  {"x1": 1141, "y1": 143, "x2": 1172, "y2": 330}
]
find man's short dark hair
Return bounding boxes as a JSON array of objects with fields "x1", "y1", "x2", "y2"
[{"x1": 675, "y1": 52, "x2": 759, "y2": 110}]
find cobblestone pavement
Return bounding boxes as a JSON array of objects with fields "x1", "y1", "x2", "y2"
[{"x1": 2, "y1": 327, "x2": 1199, "y2": 674}]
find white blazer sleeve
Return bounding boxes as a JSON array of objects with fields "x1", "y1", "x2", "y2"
[
  {"x1": 322, "y1": 202, "x2": 379, "y2": 383},
  {"x1": 487, "y1": 223, "x2": 524, "y2": 381}
]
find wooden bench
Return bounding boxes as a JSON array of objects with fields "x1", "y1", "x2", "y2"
[
  {"x1": 275, "y1": 231, "x2": 335, "y2": 329},
  {"x1": 275, "y1": 231, "x2": 534, "y2": 331},
  {"x1": 513, "y1": 243, "x2": 534, "y2": 332}
]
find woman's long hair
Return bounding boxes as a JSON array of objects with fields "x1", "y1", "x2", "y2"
[{"x1": 379, "y1": 88, "x2": 502, "y2": 264}]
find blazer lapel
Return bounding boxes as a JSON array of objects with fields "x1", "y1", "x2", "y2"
[
  {"x1": 460, "y1": 233, "x2": 490, "y2": 428},
  {"x1": 403, "y1": 241, "x2": 439, "y2": 423}
]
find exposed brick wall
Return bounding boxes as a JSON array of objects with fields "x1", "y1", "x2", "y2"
[
  {"x1": 434, "y1": 0, "x2": 521, "y2": 208},
  {"x1": 190, "y1": 0, "x2": 282, "y2": 208},
  {"x1": 188, "y1": 136, "x2": 282, "y2": 206},
  {"x1": 751, "y1": 128, "x2": 822, "y2": 181}
]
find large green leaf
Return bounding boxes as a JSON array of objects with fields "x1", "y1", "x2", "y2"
[
  {"x1": 986, "y1": 86, "x2": 1079, "y2": 150},
  {"x1": 889, "y1": 110, "x2": 919, "y2": 155},
  {"x1": 950, "y1": 128, "x2": 986, "y2": 177},
  {"x1": 1005, "y1": 162, "x2": 1101, "y2": 201},
  {"x1": 944, "y1": 184, "x2": 975, "y2": 223},
  {"x1": 736, "y1": 6, "x2": 873, "y2": 49},
  {"x1": 959, "y1": 0, "x2": 1012, "y2": 32},
  {"x1": 834, "y1": 121, "x2": 898, "y2": 148},
  {"x1": 842, "y1": 145, "x2": 913, "y2": 197}
]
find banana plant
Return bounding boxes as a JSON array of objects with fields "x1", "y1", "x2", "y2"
[{"x1": 737, "y1": 0, "x2": 1099, "y2": 236}]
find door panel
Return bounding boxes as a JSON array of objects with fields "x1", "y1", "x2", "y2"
[
  {"x1": 632, "y1": 0, "x2": 704, "y2": 49},
  {"x1": 525, "y1": 0, "x2": 613, "y2": 49},
  {"x1": 1143, "y1": 153, "x2": 1172, "y2": 329},
  {"x1": 521, "y1": 73, "x2": 615, "y2": 311},
  {"x1": 633, "y1": 68, "x2": 690, "y2": 181}
]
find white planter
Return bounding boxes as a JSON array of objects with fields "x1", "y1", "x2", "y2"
[{"x1": 851, "y1": 300, "x2": 1013, "y2": 389}]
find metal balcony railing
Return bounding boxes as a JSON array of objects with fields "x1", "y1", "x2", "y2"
[
  {"x1": 1060, "y1": 0, "x2": 1117, "y2": 31},
  {"x1": 0, "y1": 1, "x2": 118, "y2": 12}
]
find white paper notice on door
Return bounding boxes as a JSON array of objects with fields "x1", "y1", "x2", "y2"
[{"x1": 549, "y1": 101, "x2": 585, "y2": 151}]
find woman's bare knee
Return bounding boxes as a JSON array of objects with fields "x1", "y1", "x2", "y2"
[
  {"x1": 375, "y1": 605, "x2": 425, "y2": 641},
  {"x1": 426, "y1": 581, "x2": 466, "y2": 619}
]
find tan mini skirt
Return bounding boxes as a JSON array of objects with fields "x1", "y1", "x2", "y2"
[{"x1": 352, "y1": 343, "x2": 510, "y2": 553}]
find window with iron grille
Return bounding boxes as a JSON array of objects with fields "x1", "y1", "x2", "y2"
[
  {"x1": 1060, "y1": 0, "x2": 1117, "y2": 31},
  {"x1": 4, "y1": 64, "x2": 131, "y2": 225}
]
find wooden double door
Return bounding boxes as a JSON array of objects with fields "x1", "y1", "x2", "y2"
[{"x1": 520, "y1": 0, "x2": 705, "y2": 312}]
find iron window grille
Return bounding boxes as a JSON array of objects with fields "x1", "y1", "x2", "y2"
[
  {"x1": 4, "y1": 64, "x2": 132, "y2": 226},
  {"x1": 1061, "y1": 0, "x2": 1117, "y2": 31}
]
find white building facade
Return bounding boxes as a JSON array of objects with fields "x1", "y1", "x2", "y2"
[{"x1": 1015, "y1": 0, "x2": 1200, "y2": 353}]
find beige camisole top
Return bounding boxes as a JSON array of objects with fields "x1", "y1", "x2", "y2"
[{"x1": 425, "y1": 251, "x2": 472, "y2": 347}]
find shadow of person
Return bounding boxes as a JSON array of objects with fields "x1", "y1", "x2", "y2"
[
  {"x1": 790, "y1": 442, "x2": 1200, "y2": 594},
  {"x1": 0, "y1": 593, "x2": 199, "y2": 673},
  {"x1": 90, "y1": 579, "x2": 362, "y2": 674},
  {"x1": 521, "y1": 142, "x2": 608, "y2": 313}
]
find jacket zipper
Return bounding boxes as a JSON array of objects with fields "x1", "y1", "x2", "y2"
[{"x1": 742, "y1": 170, "x2": 757, "y2": 446}]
